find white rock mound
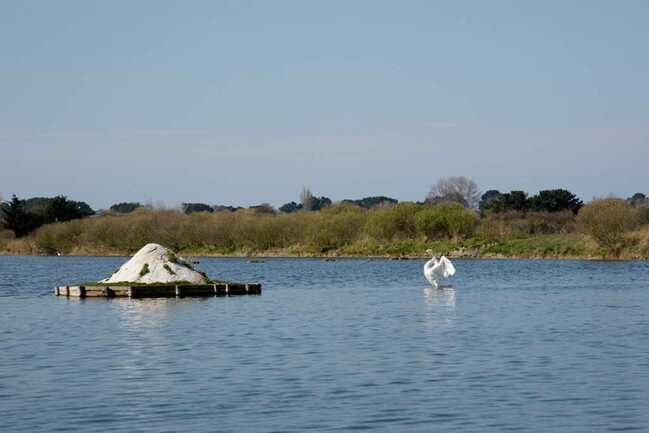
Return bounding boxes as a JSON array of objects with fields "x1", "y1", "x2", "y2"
[{"x1": 101, "y1": 243, "x2": 208, "y2": 284}]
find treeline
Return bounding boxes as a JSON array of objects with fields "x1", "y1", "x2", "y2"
[
  {"x1": 1, "y1": 179, "x2": 648, "y2": 259},
  {"x1": 479, "y1": 189, "x2": 583, "y2": 214},
  {"x1": 0, "y1": 195, "x2": 94, "y2": 237}
]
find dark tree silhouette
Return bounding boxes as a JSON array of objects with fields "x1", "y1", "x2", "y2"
[
  {"x1": 528, "y1": 189, "x2": 583, "y2": 214},
  {"x1": 279, "y1": 201, "x2": 302, "y2": 213},
  {"x1": 479, "y1": 190, "x2": 503, "y2": 213},
  {"x1": 628, "y1": 193, "x2": 648, "y2": 208},
  {"x1": 46, "y1": 195, "x2": 89, "y2": 222},
  {"x1": 341, "y1": 196, "x2": 398, "y2": 209},
  {"x1": 1, "y1": 195, "x2": 41, "y2": 237},
  {"x1": 110, "y1": 202, "x2": 142, "y2": 213},
  {"x1": 182, "y1": 203, "x2": 214, "y2": 214}
]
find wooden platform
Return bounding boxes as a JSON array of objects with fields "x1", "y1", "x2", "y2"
[{"x1": 54, "y1": 282, "x2": 261, "y2": 298}]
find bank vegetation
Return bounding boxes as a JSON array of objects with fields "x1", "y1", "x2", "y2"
[{"x1": 1, "y1": 198, "x2": 648, "y2": 260}]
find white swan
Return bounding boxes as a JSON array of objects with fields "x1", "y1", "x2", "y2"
[{"x1": 423, "y1": 249, "x2": 456, "y2": 288}]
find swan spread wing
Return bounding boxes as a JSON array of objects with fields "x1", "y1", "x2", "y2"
[
  {"x1": 431, "y1": 256, "x2": 455, "y2": 278},
  {"x1": 423, "y1": 258, "x2": 437, "y2": 286},
  {"x1": 440, "y1": 256, "x2": 456, "y2": 277}
]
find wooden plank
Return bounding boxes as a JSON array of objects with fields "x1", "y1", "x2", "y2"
[
  {"x1": 246, "y1": 283, "x2": 262, "y2": 295},
  {"x1": 84, "y1": 287, "x2": 118, "y2": 298},
  {"x1": 227, "y1": 283, "x2": 247, "y2": 296},
  {"x1": 214, "y1": 283, "x2": 227, "y2": 296},
  {"x1": 111, "y1": 287, "x2": 130, "y2": 297},
  {"x1": 84, "y1": 288, "x2": 106, "y2": 297},
  {"x1": 129, "y1": 285, "x2": 176, "y2": 298},
  {"x1": 68, "y1": 286, "x2": 86, "y2": 298},
  {"x1": 177, "y1": 285, "x2": 215, "y2": 297}
]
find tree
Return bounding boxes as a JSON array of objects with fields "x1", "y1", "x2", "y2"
[
  {"x1": 342, "y1": 196, "x2": 398, "y2": 209},
  {"x1": 312, "y1": 196, "x2": 332, "y2": 211},
  {"x1": 46, "y1": 195, "x2": 88, "y2": 222},
  {"x1": 182, "y1": 203, "x2": 214, "y2": 214},
  {"x1": 23, "y1": 197, "x2": 94, "y2": 219},
  {"x1": 249, "y1": 203, "x2": 276, "y2": 214},
  {"x1": 299, "y1": 188, "x2": 331, "y2": 211},
  {"x1": 479, "y1": 190, "x2": 503, "y2": 214},
  {"x1": 0, "y1": 195, "x2": 41, "y2": 237},
  {"x1": 110, "y1": 202, "x2": 142, "y2": 213},
  {"x1": 279, "y1": 201, "x2": 302, "y2": 213},
  {"x1": 505, "y1": 191, "x2": 529, "y2": 212},
  {"x1": 577, "y1": 198, "x2": 638, "y2": 258},
  {"x1": 628, "y1": 193, "x2": 648, "y2": 208},
  {"x1": 528, "y1": 189, "x2": 583, "y2": 214},
  {"x1": 428, "y1": 176, "x2": 480, "y2": 209},
  {"x1": 300, "y1": 188, "x2": 316, "y2": 211}
]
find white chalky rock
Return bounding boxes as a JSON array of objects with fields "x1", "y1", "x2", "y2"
[{"x1": 101, "y1": 243, "x2": 208, "y2": 284}]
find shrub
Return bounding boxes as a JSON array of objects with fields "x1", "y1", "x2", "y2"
[
  {"x1": 364, "y1": 202, "x2": 420, "y2": 240},
  {"x1": 415, "y1": 209, "x2": 447, "y2": 240},
  {"x1": 577, "y1": 198, "x2": 639, "y2": 258},
  {"x1": 33, "y1": 219, "x2": 83, "y2": 254},
  {"x1": 443, "y1": 204, "x2": 479, "y2": 239},
  {"x1": 306, "y1": 206, "x2": 366, "y2": 252},
  {"x1": 416, "y1": 203, "x2": 478, "y2": 240},
  {"x1": 637, "y1": 204, "x2": 649, "y2": 226},
  {"x1": 478, "y1": 210, "x2": 575, "y2": 238}
]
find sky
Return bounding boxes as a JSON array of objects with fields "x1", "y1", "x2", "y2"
[{"x1": 1, "y1": 0, "x2": 648, "y2": 209}]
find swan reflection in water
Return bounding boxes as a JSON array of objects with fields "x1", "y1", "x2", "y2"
[{"x1": 423, "y1": 285, "x2": 457, "y2": 328}]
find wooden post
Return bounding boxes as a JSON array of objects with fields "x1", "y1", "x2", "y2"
[{"x1": 214, "y1": 283, "x2": 227, "y2": 296}]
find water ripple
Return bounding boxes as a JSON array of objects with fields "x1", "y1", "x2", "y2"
[{"x1": 1, "y1": 257, "x2": 649, "y2": 432}]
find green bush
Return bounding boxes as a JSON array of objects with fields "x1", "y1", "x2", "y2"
[
  {"x1": 33, "y1": 219, "x2": 83, "y2": 254},
  {"x1": 577, "y1": 198, "x2": 639, "y2": 258},
  {"x1": 416, "y1": 203, "x2": 478, "y2": 240},
  {"x1": 306, "y1": 206, "x2": 366, "y2": 252},
  {"x1": 364, "y1": 202, "x2": 420, "y2": 240}
]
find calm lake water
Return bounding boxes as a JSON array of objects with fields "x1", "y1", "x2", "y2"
[{"x1": 1, "y1": 256, "x2": 649, "y2": 433}]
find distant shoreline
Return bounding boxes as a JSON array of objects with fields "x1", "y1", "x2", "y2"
[
  {"x1": 2, "y1": 201, "x2": 648, "y2": 261},
  {"x1": 1, "y1": 250, "x2": 645, "y2": 261}
]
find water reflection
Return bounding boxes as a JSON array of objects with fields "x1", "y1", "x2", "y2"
[
  {"x1": 114, "y1": 298, "x2": 173, "y2": 330},
  {"x1": 423, "y1": 286, "x2": 456, "y2": 328},
  {"x1": 111, "y1": 299, "x2": 176, "y2": 378}
]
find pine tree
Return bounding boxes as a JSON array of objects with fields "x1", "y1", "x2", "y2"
[{"x1": 1, "y1": 195, "x2": 35, "y2": 237}]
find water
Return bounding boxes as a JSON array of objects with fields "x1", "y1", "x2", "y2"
[{"x1": 1, "y1": 256, "x2": 649, "y2": 433}]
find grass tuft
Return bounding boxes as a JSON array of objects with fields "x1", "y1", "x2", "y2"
[
  {"x1": 163, "y1": 263, "x2": 176, "y2": 275},
  {"x1": 139, "y1": 263, "x2": 150, "y2": 277}
]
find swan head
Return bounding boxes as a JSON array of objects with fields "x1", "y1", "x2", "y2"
[{"x1": 425, "y1": 249, "x2": 436, "y2": 259}]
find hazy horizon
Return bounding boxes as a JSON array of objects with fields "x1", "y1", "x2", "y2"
[{"x1": 1, "y1": 1, "x2": 648, "y2": 209}]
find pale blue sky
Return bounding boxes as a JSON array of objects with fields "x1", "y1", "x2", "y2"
[{"x1": 1, "y1": 0, "x2": 648, "y2": 209}]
